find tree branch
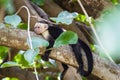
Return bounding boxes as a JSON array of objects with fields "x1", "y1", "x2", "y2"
[
  {"x1": 0, "y1": 28, "x2": 120, "y2": 80},
  {"x1": 0, "y1": 67, "x2": 39, "y2": 80},
  {"x1": 53, "y1": 0, "x2": 112, "y2": 18}
]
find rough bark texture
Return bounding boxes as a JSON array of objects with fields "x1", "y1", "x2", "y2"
[
  {"x1": 0, "y1": 6, "x2": 5, "y2": 22},
  {"x1": 0, "y1": 67, "x2": 38, "y2": 80},
  {"x1": 53, "y1": 0, "x2": 112, "y2": 18},
  {"x1": 0, "y1": 28, "x2": 42, "y2": 50},
  {"x1": 0, "y1": 28, "x2": 120, "y2": 80}
]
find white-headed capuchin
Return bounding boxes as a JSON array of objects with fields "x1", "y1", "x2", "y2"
[{"x1": 34, "y1": 21, "x2": 93, "y2": 80}]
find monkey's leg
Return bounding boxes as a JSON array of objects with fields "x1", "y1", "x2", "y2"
[
  {"x1": 60, "y1": 63, "x2": 68, "y2": 80},
  {"x1": 41, "y1": 38, "x2": 54, "y2": 61},
  {"x1": 41, "y1": 50, "x2": 51, "y2": 61}
]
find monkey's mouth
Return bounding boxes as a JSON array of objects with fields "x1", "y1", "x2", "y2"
[{"x1": 34, "y1": 28, "x2": 46, "y2": 34}]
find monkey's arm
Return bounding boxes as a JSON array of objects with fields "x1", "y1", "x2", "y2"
[
  {"x1": 41, "y1": 38, "x2": 54, "y2": 61},
  {"x1": 41, "y1": 25, "x2": 64, "y2": 61}
]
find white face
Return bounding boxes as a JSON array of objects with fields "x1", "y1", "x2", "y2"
[{"x1": 34, "y1": 22, "x2": 48, "y2": 34}]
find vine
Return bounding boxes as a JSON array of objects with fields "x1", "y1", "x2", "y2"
[
  {"x1": 15, "y1": 6, "x2": 39, "y2": 80},
  {"x1": 77, "y1": 0, "x2": 114, "y2": 63}
]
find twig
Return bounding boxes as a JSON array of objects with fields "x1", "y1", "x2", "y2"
[
  {"x1": 15, "y1": 6, "x2": 39, "y2": 80},
  {"x1": 31, "y1": 16, "x2": 56, "y2": 25}
]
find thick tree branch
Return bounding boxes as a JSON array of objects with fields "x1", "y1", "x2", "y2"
[
  {"x1": 0, "y1": 28, "x2": 120, "y2": 80},
  {"x1": 0, "y1": 66, "x2": 59, "y2": 80},
  {"x1": 0, "y1": 28, "x2": 33, "y2": 50},
  {"x1": 53, "y1": 0, "x2": 112, "y2": 18},
  {"x1": 0, "y1": 67, "x2": 39, "y2": 80}
]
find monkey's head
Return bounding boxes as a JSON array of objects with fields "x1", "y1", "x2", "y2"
[{"x1": 34, "y1": 22, "x2": 48, "y2": 34}]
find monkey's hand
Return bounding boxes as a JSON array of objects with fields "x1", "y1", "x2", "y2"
[{"x1": 41, "y1": 50, "x2": 51, "y2": 61}]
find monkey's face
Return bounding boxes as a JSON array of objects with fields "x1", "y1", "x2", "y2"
[{"x1": 34, "y1": 23, "x2": 48, "y2": 34}]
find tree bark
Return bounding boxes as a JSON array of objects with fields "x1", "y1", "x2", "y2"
[
  {"x1": 0, "y1": 28, "x2": 120, "y2": 80},
  {"x1": 0, "y1": 6, "x2": 5, "y2": 22},
  {"x1": 53, "y1": 0, "x2": 112, "y2": 18},
  {"x1": 0, "y1": 67, "x2": 39, "y2": 80}
]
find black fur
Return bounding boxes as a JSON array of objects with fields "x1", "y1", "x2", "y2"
[{"x1": 41, "y1": 25, "x2": 93, "y2": 79}]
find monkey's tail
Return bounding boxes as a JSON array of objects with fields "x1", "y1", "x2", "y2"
[{"x1": 78, "y1": 39, "x2": 93, "y2": 76}]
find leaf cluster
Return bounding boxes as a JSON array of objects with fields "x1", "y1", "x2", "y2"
[{"x1": 1, "y1": 13, "x2": 78, "y2": 69}]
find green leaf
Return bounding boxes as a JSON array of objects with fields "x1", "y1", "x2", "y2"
[
  {"x1": 2, "y1": 77, "x2": 19, "y2": 80},
  {"x1": 0, "y1": 0, "x2": 15, "y2": 14},
  {"x1": 31, "y1": 0, "x2": 44, "y2": 6},
  {"x1": 75, "y1": 14, "x2": 94, "y2": 25},
  {"x1": 50, "y1": 11, "x2": 78, "y2": 25},
  {"x1": 5, "y1": 0, "x2": 15, "y2": 14},
  {"x1": 14, "y1": 53, "x2": 30, "y2": 68},
  {"x1": 1, "y1": 61, "x2": 19, "y2": 68},
  {"x1": 27, "y1": 37, "x2": 49, "y2": 49},
  {"x1": 24, "y1": 48, "x2": 39, "y2": 64},
  {"x1": 18, "y1": 23, "x2": 28, "y2": 30},
  {"x1": 111, "y1": 0, "x2": 118, "y2": 5},
  {"x1": 0, "y1": 46, "x2": 9, "y2": 64},
  {"x1": 53, "y1": 31, "x2": 78, "y2": 47},
  {"x1": 4, "y1": 14, "x2": 21, "y2": 28},
  {"x1": 82, "y1": 76, "x2": 88, "y2": 80}
]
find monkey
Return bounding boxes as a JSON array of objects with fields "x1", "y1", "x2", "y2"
[{"x1": 34, "y1": 21, "x2": 93, "y2": 80}]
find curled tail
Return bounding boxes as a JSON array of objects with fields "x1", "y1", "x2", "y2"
[
  {"x1": 78, "y1": 39, "x2": 93, "y2": 76},
  {"x1": 71, "y1": 39, "x2": 93, "y2": 76}
]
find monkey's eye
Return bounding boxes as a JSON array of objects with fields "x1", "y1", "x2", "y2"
[{"x1": 37, "y1": 26, "x2": 40, "y2": 28}]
